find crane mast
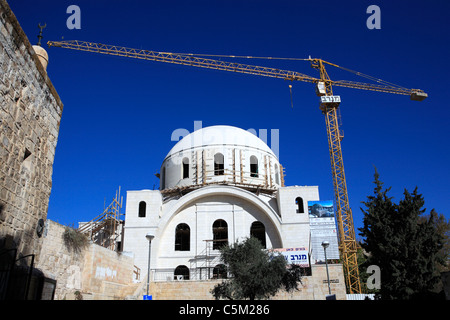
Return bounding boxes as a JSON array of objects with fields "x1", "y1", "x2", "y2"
[
  {"x1": 47, "y1": 40, "x2": 428, "y2": 294},
  {"x1": 312, "y1": 58, "x2": 361, "y2": 293}
]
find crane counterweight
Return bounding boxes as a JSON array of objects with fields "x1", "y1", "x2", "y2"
[{"x1": 411, "y1": 91, "x2": 428, "y2": 101}]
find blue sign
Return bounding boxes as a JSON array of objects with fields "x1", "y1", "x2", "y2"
[
  {"x1": 143, "y1": 295, "x2": 152, "y2": 300},
  {"x1": 272, "y1": 248, "x2": 310, "y2": 267}
]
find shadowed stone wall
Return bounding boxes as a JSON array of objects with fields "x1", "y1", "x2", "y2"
[{"x1": 0, "y1": 0, "x2": 63, "y2": 261}]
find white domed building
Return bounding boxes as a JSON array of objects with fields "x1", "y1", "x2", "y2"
[{"x1": 122, "y1": 125, "x2": 343, "y2": 292}]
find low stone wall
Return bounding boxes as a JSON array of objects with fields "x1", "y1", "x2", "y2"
[
  {"x1": 309, "y1": 264, "x2": 347, "y2": 300},
  {"x1": 35, "y1": 220, "x2": 85, "y2": 300},
  {"x1": 81, "y1": 244, "x2": 137, "y2": 300},
  {"x1": 35, "y1": 220, "x2": 138, "y2": 300},
  {"x1": 140, "y1": 264, "x2": 346, "y2": 300},
  {"x1": 148, "y1": 280, "x2": 221, "y2": 300}
]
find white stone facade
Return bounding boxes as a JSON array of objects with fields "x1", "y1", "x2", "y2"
[{"x1": 122, "y1": 126, "x2": 321, "y2": 280}]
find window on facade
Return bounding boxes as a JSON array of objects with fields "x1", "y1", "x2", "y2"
[
  {"x1": 22, "y1": 148, "x2": 32, "y2": 171},
  {"x1": 138, "y1": 201, "x2": 146, "y2": 218},
  {"x1": 23, "y1": 148, "x2": 32, "y2": 161},
  {"x1": 213, "y1": 264, "x2": 228, "y2": 279},
  {"x1": 250, "y1": 156, "x2": 258, "y2": 178},
  {"x1": 175, "y1": 223, "x2": 190, "y2": 251},
  {"x1": 174, "y1": 265, "x2": 190, "y2": 280},
  {"x1": 296, "y1": 197, "x2": 304, "y2": 214},
  {"x1": 275, "y1": 164, "x2": 280, "y2": 185},
  {"x1": 182, "y1": 157, "x2": 189, "y2": 179},
  {"x1": 214, "y1": 153, "x2": 224, "y2": 176},
  {"x1": 213, "y1": 219, "x2": 228, "y2": 250},
  {"x1": 250, "y1": 221, "x2": 266, "y2": 248}
]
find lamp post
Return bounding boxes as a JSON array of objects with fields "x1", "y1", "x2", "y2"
[
  {"x1": 146, "y1": 233, "x2": 155, "y2": 297},
  {"x1": 321, "y1": 240, "x2": 331, "y2": 295}
]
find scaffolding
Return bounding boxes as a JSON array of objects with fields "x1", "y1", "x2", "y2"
[
  {"x1": 161, "y1": 147, "x2": 286, "y2": 200},
  {"x1": 78, "y1": 187, "x2": 124, "y2": 251},
  {"x1": 197, "y1": 239, "x2": 227, "y2": 280}
]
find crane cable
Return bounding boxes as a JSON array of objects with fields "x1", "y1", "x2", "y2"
[
  {"x1": 172, "y1": 52, "x2": 311, "y2": 62},
  {"x1": 174, "y1": 52, "x2": 407, "y2": 90},
  {"x1": 322, "y1": 62, "x2": 408, "y2": 90},
  {"x1": 170, "y1": 52, "x2": 407, "y2": 107}
]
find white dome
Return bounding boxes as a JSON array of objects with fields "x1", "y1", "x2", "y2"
[
  {"x1": 160, "y1": 125, "x2": 282, "y2": 192},
  {"x1": 165, "y1": 125, "x2": 276, "y2": 160}
]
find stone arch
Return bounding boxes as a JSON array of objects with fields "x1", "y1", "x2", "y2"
[{"x1": 154, "y1": 186, "x2": 283, "y2": 255}]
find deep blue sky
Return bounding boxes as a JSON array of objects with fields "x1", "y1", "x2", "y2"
[{"x1": 9, "y1": 1, "x2": 450, "y2": 235}]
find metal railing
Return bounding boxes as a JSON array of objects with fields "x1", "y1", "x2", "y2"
[{"x1": 150, "y1": 267, "x2": 228, "y2": 282}]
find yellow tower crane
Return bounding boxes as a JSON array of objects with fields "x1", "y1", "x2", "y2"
[{"x1": 47, "y1": 40, "x2": 428, "y2": 294}]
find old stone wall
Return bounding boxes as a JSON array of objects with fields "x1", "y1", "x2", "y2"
[
  {"x1": 309, "y1": 264, "x2": 347, "y2": 299},
  {"x1": 35, "y1": 220, "x2": 85, "y2": 300},
  {"x1": 81, "y1": 241, "x2": 137, "y2": 300},
  {"x1": 36, "y1": 220, "x2": 138, "y2": 300},
  {"x1": 0, "y1": 0, "x2": 63, "y2": 260}
]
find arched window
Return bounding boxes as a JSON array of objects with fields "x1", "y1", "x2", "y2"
[
  {"x1": 213, "y1": 264, "x2": 228, "y2": 279},
  {"x1": 214, "y1": 153, "x2": 224, "y2": 176},
  {"x1": 213, "y1": 219, "x2": 228, "y2": 250},
  {"x1": 175, "y1": 223, "x2": 190, "y2": 251},
  {"x1": 250, "y1": 156, "x2": 258, "y2": 177},
  {"x1": 182, "y1": 157, "x2": 189, "y2": 179},
  {"x1": 138, "y1": 201, "x2": 146, "y2": 218},
  {"x1": 174, "y1": 265, "x2": 189, "y2": 280},
  {"x1": 296, "y1": 197, "x2": 304, "y2": 214},
  {"x1": 275, "y1": 164, "x2": 280, "y2": 185},
  {"x1": 250, "y1": 221, "x2": 266, "y2": 248}
]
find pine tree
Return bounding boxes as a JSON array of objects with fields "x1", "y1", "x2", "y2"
[
  {"x1": 419, "y1": 210, "x2": 450, "y2": 272},
  {"x1": 358, "y1": 169, "x2": 444, "y2": 299}
]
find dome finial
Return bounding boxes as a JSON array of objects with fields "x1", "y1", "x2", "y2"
[
  {"x1": 37, "y1": 23, "x2": 46, "y2": 46},
  {"x1": 33, "y1": 23, "x2": 49, "y2": 70}
]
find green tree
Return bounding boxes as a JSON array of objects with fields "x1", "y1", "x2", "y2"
[
  {"x1": 358, "y1": 169, "x2": 445, "y2": 299},
  {"x1": 210, "y1": 237, "x2": 303, "y2": 300},
  {"x1": 355, "y1": 245, "x2": 379, "y2": 294},
  {"x1": 419, "y1": 211, "x2": 450, "y2": 272}
]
